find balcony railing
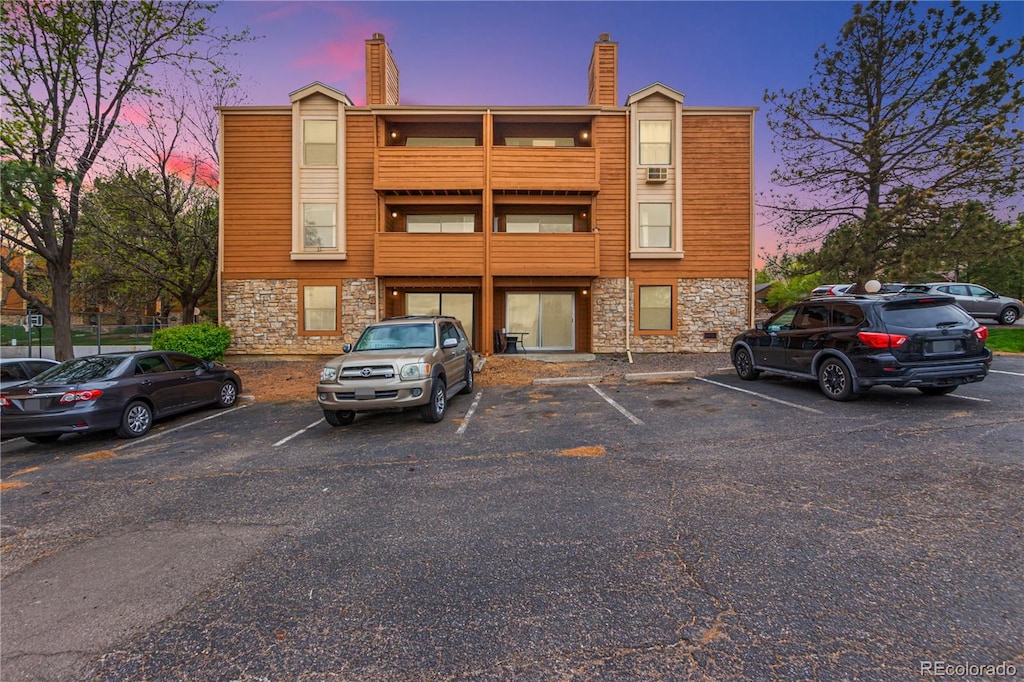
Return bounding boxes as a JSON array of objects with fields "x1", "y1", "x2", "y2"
[
  {"x1": 490, "y1": 147, "x2": 600, "y2": 192},
  {"x1": 374, "y1": 233, "x2": 486, "y2": 276},
  {"x1": 374, "y1": 147, "x2": 485, "y2": 192},
  {"x1": 490, "y1": 232, "x2": 600, "y2": 276},
  {"x1": 373, "y1": 232, "x2": 600, "y2": 278}
]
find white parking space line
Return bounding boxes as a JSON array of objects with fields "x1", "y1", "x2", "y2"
[
  {"x1": 589, "y1": 384, "x2": 644, "y2": 425},
  {"x1": 990, "y1": 369, "x2": 1024, "y2": 377},
  {"x1": 695, "y1": 377, "x2": 824, "y2": 414},
  {"x1": 456, "y1": 391, "x2": 483, "y2": 436},
  {"x1": 950, "y1": 394, "x2": 991, "y2": 403},
  {"x1": 274, "y1": 418, "x2": 325, "y2": 447},
  {"x1": 113, "y1": 404, "x2": 251, "y2": 452}
]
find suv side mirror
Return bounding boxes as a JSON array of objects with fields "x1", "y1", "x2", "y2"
[
  {"x1": 342, "y1": 343, "x2": 352, "y2": 353},
  {"x1": 442, "y1": 337, "x2": 458, "y2": 349}
]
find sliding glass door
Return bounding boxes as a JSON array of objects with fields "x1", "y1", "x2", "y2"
[{"x1": 506, "y1": 292, "x2": 574, "y2": 351}]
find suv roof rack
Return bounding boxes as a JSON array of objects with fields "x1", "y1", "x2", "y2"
[{"x1": 381, "y1": 315, "x2": 457, "y2": 322}]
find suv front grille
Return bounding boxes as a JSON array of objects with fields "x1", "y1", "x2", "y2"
[
  {"x1": 340, "y1": 365, "x2": 395, "y2": 379},
  {"x1": 334, "y1": 390, "x2": 400, "y2": 400}
]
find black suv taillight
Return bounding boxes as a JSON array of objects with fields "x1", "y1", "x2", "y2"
[{"x1": 857, "y1": 331, "x2": 908, "y2": 349}]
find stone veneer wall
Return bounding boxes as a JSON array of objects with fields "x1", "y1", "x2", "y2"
[
  {"x1": 221, "y1": 278, "x2": 377, "y2": 355},
  {"x1": 591, "y1": 277, "x2": 750, "y2": 354}
]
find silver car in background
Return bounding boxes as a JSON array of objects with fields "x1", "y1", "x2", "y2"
[{"x1": 902, "y1": 283, "x2": 1023, "y2": 325}]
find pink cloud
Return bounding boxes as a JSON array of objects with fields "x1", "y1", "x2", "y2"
[
  {"x1": 118, "y1": 103, "x2": 151, "y2": 126},
  {"x1": 289, "y1": 5, "x2": 393, "y2": 82}
]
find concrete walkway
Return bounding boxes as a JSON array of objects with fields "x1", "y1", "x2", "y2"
[{"x1": 0, "y1": 345, "x2": 151, "y2": 360}]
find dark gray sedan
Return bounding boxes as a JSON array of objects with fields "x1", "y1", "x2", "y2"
[{"x1": 0, "y1": 351, "x2": 241, "y2": 444}]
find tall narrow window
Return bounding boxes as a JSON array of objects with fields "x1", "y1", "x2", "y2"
[
  {"x1": 303, "y1": 285, "x2": 337, "y2": 332},
  {"x1": 303, "y1": 203, "x2": 336, "y2": 249},
  {"x1": 639, "y1": 203, "x2": 672, "y2": 248},
  {"x1": 639, "y1": 285, "x2": 673, "y2": 331},
  {"x1": 304, "y1": 120, "x2": 337, "y2": 166},
  {"x1": 639, "y1": 120, "x2": 671, "y2": 165}
]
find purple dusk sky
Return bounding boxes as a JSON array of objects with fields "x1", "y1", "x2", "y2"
[{"x1": 212, "y1": 1, "x2": 1024, "y2": 259}]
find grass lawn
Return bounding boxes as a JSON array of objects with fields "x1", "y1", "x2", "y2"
[
  {"x1": 986, "y1": 327, "x2": 1024, "y2": 354},
  {"x1": 1, "y1": 324, "x2": 153, "y2": 347}
]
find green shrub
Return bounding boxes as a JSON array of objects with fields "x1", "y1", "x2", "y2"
[{"x1": 151, "y1": 322, "x2": 232, "y2": 360}]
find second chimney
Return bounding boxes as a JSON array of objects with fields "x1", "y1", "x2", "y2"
[
  {"x1": 588, "y1": 33, "x2": 618, "y2": 107},
  {"x1": 365, "y1": 33, "x2": 399, "y2": 106}
]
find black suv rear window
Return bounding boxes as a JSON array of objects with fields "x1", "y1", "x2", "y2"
[{"x1": 880, "y1": 303, "x2": 973, "y2": 328}]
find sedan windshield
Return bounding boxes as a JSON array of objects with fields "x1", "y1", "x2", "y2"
[
  {"x1": 29, "y1": 356, "x2": 126, "y2": 384},
  {"x1": 355, "y1": 324, "x2": 436, "y2": 351}
]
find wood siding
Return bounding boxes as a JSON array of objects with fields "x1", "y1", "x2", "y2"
[
  {"x1": 374, "y1": 233, "x2": 485, "y2": 276},
  {"x1": 221, "y1": 112, "x2": 378, "y2": 279},
  {"x1": 679, "y1": 113, "x2": 752, "y2": 279},
  {"x1": 490, "y1": 232, "x2": 601, "y2": 276},
  {"x1": 594, "y1": 115, "x2": 628, "y2": 278},
  {"x1": 374, "y1": 146, "x2": 485, "y2": 191},
  {"x1": 490, "y1": 147, "x2": 600, "y2": 192}
]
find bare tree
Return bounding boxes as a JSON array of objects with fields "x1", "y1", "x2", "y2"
[{"x1": 0, "y1": 0, "x2": 250, "y2": 359}]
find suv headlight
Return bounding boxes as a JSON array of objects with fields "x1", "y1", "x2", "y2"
[
  {"x1": 399, "y1": 362, "x2": 431, "y2": 381},
  {"x1": 320, "y1": 367, "x2": 338, "y2": 382}
]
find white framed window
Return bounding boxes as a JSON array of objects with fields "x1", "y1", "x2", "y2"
[
  {"x1": 639, "y1": 120, "x2": 671, "y2": 165},
  {"x1": 406, "y1": 214, "x2": 475, "y2": 233},
  {"x1": 303, "y1": 285, "x2": 337, "y2": 332},
  {"x1": 638, "y1": 284, "x2": 673, "y2": 332},
  {"x1": 303, "y1": 203, "x2": 336, "y2": 249},
  {"x1": 303, "y1": 120, "x2": 337, "y2": 166},
  {"x1": 505, "y1": 214, "x2": 573, "y2": 233},
  {"x1": 638, "y1": 203, "x2": 672, "y2": 248}
]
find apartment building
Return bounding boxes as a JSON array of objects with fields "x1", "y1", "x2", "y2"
[{"x1": 218, "y1": 33, "x2": 756, "y2": 356}]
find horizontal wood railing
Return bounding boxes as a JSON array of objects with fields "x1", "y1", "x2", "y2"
[
  {"x1": 374, "y1": 233, "x2": 486, "y2": 276},
  {"x1": 374, "y1": 147, "x2": 485, "y2": 191},
  {"x1": 490, "y1": 232, "x2": 600, "y2": 276},
  {"x1": 490, "y1": 147, "x2": 600, "y2": 192}
]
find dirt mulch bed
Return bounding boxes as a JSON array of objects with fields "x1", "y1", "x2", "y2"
[{"x1": 228, "y1": 352, "x2": 732, "y2": 403}]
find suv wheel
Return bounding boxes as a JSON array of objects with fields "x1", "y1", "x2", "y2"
[
  {"x1": 998, "y1": 307, "x2": 1019, "y2": 325},
  {"x1": 818, "y1": 358, "x2": 858, "y2": 401},
  {"x1": 458, "y1": 359, "x2": 474, "y2": 394},
  {"x1": 420, "y1": 377, "x2": 447, "y2": 423},
  {"x1": 324, "y1": 410, "x2": 355, "y2": 427},
  {"x1": 733, "y1": 347, "x2": 760, "y2": 381}
]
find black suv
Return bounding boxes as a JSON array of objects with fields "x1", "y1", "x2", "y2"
[{"x1": 731, "y1": 295, "x2": 992, "y2": 401}]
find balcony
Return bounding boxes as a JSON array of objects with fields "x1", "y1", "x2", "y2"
[
  {"x1": 374, "y1": 146, "x2": 485, "y2": 192},
  {"x1": 374, "y1": 232, "x2": 485, "y2": 276},
  {"x1": 490, "y1": 232, "x2": 600, "y2": 276},
  {"x1": 490, "y1": 147, "x2": 600, "y2": 193}
]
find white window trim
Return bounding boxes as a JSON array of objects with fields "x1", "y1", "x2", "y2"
[
  {"x1": 630, "y1": 103, "x2": 684, "y2": 259},
  {"x1": 291, "y1": 102, "x2": 347, "y2": 260}
]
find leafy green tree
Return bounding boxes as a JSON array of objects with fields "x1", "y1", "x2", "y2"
[
  {"x1": 763, "y1": 1, "x2": 1024, "y2": 284},
  {"x1": 0, "y1": 0, "x2": 249, "y2": 359},
  {"x1": 80, "y1": 167, "x2": 218, "y2": 325}
]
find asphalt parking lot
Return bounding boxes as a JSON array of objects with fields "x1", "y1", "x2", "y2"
[{"x1": 2, "y1": 356, "x2": 1022, "y2": 680}]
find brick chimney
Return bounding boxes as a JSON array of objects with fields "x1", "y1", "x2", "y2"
[
  {"x1": 365, "y1": 33, "x2": 399, "y2": 105},
  {"x1": 588, "y1": 33, "x2": 618, "y2": 106}
]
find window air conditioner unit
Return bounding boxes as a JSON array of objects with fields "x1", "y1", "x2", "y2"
[{"x1": 646, "y1": 167, "x2": 668, "y2": 183}]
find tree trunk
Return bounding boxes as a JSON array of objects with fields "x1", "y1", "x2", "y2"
[{"x1": 48, "y1": 264, "x2": 75, "y2": 361}]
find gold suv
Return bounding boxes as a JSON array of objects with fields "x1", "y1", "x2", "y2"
[{"x1": 317, "y1": 316, "x2": 474, "y2": 426}]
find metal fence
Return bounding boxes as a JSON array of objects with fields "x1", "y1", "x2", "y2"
[{"x1": 1, "y1": 308, "x2": 179, "y2": 358}]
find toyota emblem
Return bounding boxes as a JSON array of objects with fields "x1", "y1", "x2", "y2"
[{"x1": 360, "y1": 368, "x2": 372, "y2": 377}]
